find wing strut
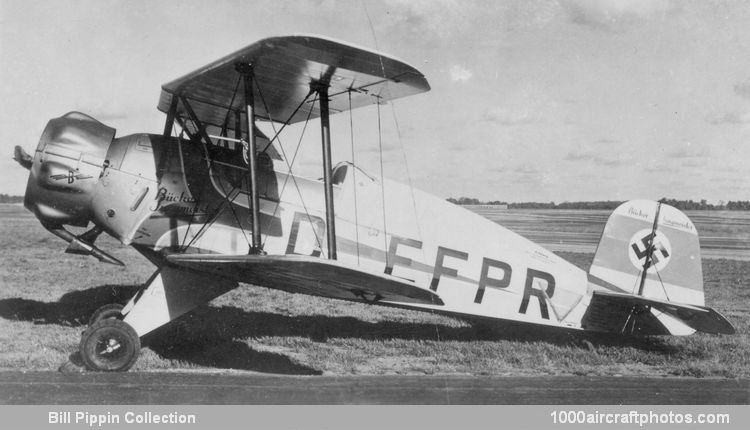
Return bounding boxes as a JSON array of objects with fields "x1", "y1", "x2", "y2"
[
  {"x1": 236, "y1": 63, "x2": 263, "y2": 254},
  {"x1": 313, "y1": 80, "x2": 337, "y2": 260}
]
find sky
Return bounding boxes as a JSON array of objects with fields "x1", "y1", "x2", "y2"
[{"x1": 1, "y1": 0, "x2": 749, "y2": 203}]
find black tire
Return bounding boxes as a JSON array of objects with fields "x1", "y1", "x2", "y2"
[
  {"x1": 79, "y1": 319, "x2": 140, "y2": 372},
  {"x1": 88, "y1": 303, "x2": 125, "y2": 325}
]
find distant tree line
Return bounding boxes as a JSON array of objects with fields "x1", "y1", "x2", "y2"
[
  {"x1": 447, "y1": 196, "x2": 750, "y2": 211},
  {"x1": 506, "y1": 201, "x2": 624, "y2": 210},
  {"x1": 657, "y1": 198, "x2": 750, "y2": 211},
  {"x1": 0, "y1": 194, "x2": 23, "y2": 204},
  {"x1": 446, "y1": 197, "x2": 508, "y2": 205}
]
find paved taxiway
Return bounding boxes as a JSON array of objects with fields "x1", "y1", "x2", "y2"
[{"x1": 0, "y1": 372, "x2": 746, "y2": 404}]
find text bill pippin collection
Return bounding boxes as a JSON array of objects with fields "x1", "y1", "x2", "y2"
[{"x1": 49, "y1": 411, "x2": 197, "y2": 425}]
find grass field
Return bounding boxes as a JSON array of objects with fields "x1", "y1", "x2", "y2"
[{"x1": 0, "y1": 204, "x2": 748, "y2": 377}]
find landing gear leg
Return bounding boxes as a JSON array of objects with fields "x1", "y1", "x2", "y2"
[{"x1": 78, "y1": 266, "x2": 237, "y2": 371}]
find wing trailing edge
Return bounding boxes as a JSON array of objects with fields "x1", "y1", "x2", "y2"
[{"x1": 166, "y1": 253, "x2": 443, "y2": 306}]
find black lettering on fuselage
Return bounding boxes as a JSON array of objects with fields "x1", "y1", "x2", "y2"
[
  {"x1": 285, "y1": 211, "x2": 326, "y2": 257},
  {"x1": 384, "y1": 236, "x2": 422, "y2": 276},
  {"x1": 430, "y1": 246, "x2": 469, "y2": 291},
  {"x1": 473, "y1": 258, "x2": 512, "y2": 303},
  {"x1": 373, "y1": 234, "x2": 559, "y2": 319},
  {"x1": 519, "y1": 268, "x2": 556, "y2": 319}
]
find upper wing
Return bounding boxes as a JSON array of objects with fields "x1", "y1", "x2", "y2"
[
  {"x1": 166, "y1": 254, "x2": 443, "y2": 306},
  {"x1": 158, "y1": 35, "x2": 430, "y2": 131}
]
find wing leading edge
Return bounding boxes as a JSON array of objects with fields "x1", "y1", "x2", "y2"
[
  {"x1": 158, "y1": 35, "x2": 430, "y2": 131},
  {"x1": 166, "y1": 254, "x2": 443, "y2": 306}
]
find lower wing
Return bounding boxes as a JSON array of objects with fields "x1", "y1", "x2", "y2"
[{"x1": 167, "y1": 253, "x2": 443, "y2": 306}]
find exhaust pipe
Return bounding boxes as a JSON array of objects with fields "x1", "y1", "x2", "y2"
[{"x1": 43, "y1": 223, "x2": 124, "y2": 266}]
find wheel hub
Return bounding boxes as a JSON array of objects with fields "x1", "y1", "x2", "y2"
[
  {"x1": 80, "y1": 318, "x2": 141, "y2": 371},
  {"x1": 102, "y1": 338, "x2": 121, "y2": 354}
]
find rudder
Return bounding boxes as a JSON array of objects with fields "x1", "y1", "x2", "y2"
[{"x1": 588, "y1": 200, "x2": 704, "y2": 306}]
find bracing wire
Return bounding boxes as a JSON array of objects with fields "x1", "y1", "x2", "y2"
[
  {"x1": 171, "y1": 119, "x2": 210, "y2": 250},
  {"x1": 253, "y1": 83, "x2": 325, "y2": 256},
  {"x1": 198, "y1": 131, "x2": 252, "y2": 251},
  {"x1": 362, "y1": 0, "x2": 423, "y2": 247},
  {"x1": 376, "y1": 100, "x2": 389, "y2": 266},
  {"x1": 654, "y1": 268, "x2": 672, "y2": 302},
  {"x1": 348, "y1": 91, "x2": 361, "y2": 265},
  {"x1": 221, "y1": 76, "x2": 242, "y2": 134},
  {"x1": 262, "y1": 93, "x2": 319, "y2": 250},
  {"x1": 633, "y1": 264, "x2": 672, "y2": 302},
  {"x1": 260, "y1": 93, "x2": 314, "y2": 154},
  {"x1": 362, "y1": 0, "x2": 442, "y2": 345},
  {"x1": 177, "y1": 94, "x2": 252, "y2": 251},
  {"x1": 630, "y1": 271, "x2": 642, "y2": 295},
  {"x1": 387, "y1": 100, "x2": 425, "y2": 255},
  {"x1": 172, "y1": 119, "x2": 236, "y2": 251},
  {"x1": 185, "y1": 133, "x2": 252, "y2": 252}
]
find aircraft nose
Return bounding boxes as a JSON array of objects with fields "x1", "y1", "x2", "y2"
[{"x1": 23, "y1": 112, "x2": 115, "y2": 226}]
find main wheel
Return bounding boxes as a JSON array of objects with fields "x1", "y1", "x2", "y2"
[
  {"x1": 88, "y1": 303, "x2": 124, "y2": 325},
  {"x1": 79, "y1": 319, "x2": 140, "y2": 371}
]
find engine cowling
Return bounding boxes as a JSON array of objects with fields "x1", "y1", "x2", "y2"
[
  {"x1": 24, "y1": 112, "x2": 115, "y2": 227},
  {"x1": 21, "y1": 112, "x2": 162, "y2": 265}
]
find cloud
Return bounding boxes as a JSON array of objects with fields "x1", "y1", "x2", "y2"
[
  {"x1": 482, "y1": 106, "x2": 536, "y2": 125},
  {"x1": 706, "y1": 111, "x2": 750, "y2": 125},
  {"x1": 642, "y1": 163, "x2": 677, "y2": 173},
  {"x1": 358, "y1": 141, "x2": 401, "y2": 153},
  {"x1": 560, "y1": 0, "x2": 675, "y2": 32},
  {"x1": 564, "y1": 149, "x2": 595, "y2": 161},
  {"x1": 733, "y1": 80, "x2": 750, "y2": 99},
  {"x1": 680, "y1": 158, "x2": 708, "y2": 168},
  {"x1": 598, "y1": 157, "x2": 629, "y2": 167},
  {"x1": 564, "y1": 139, "x2": 631, "y2": 166},
  {"x1": 448, "y1": 64, "x2": 473, "y2": 82},
  {"x1": 666, "y1": 143, "x2": 710, "y2": 159},
  {"x1": 505, "y1": 163, "x2": 545, "y2": 188},
  {"x1": 565, "y1": 151, "x2": 629, "y2": 166},
  {"x1": 514, "y1": 164, "x2": 540, "y2": 175},
  {"x1": 482, "y1": 83, "x2": 565, "y2": 127},
  {"x1": 378, "y1": 0, "x2": 564, "y2": 50}
]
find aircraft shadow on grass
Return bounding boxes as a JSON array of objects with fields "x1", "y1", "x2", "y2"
[{"x1": 0, "y1": 284, "x2": 681, "y2": 374}]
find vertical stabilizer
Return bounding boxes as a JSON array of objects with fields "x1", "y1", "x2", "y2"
[{"x1": 589, "y1": 200, "x2": 704, "y2": 306}]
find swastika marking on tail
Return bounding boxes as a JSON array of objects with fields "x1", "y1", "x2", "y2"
[{"x1": 628, "y1": 229, "x2": 672, "y2": 272}]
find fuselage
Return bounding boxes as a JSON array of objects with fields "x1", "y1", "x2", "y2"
[{"x1": 110, "y1": 132, "x2": 591, "y2": 330}]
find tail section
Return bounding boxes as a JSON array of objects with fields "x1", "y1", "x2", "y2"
[
  {"x1": 583, "y1": 200, "x2": 734, "y2": 335},
  {"x1": 589, "y1": 200, "x2": 703, "y2": 305}
]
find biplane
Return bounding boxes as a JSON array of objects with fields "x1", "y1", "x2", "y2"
[{"x1": 14, "y1": 35, "x2": 734, "y2": 371}]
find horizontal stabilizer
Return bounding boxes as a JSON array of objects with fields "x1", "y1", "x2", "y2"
[
  {"x1": 167, "y1": 254, "x2": 443, "y2": 306},
  {"x1": 582, "y1": 290, "x2": 735, "y2": 335}
]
